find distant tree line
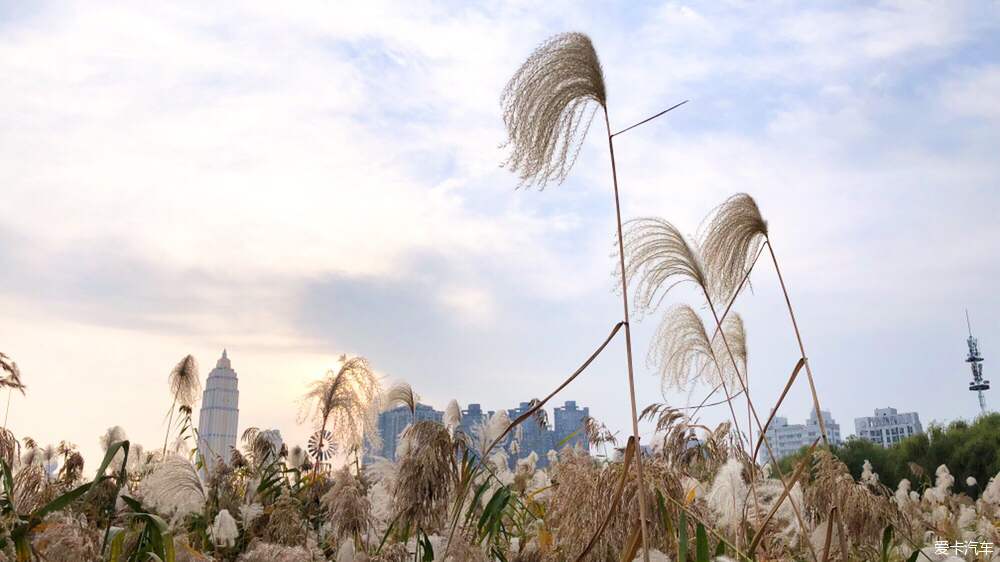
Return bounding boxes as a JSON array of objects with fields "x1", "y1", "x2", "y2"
[{"x1": 775, "y1": 412, "x2": 1000, "y2": 498}]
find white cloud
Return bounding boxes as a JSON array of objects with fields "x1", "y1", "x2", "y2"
[{"x1": 0, "y1": 0, "x2": 998, "y2": 467}]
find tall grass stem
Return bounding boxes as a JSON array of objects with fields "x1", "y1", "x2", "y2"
[{"x1": 605, "y1": 108, "x2": 651, "y2": 562}]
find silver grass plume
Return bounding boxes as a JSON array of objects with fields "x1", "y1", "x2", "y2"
[
  {"x1": 707, "y1": 458, "x2": 748, "y2": 535},
  {"x1": 211, "y1": 508, "x2": 238, "y2": 547},
  {"x1": 322, "y1": 465, "x2": 371, "y2": 542},
  {"x1": 383, "y1": 380, "x2": 418, "y2": 417},
  {"x1": 298, "y1": 355, "x2": 382, "y2": 456},
  {"x1": 12, "y1": 465, "x2": 44, "y2": 513},
  {"x1": 443, "y1": 399, "x2": 462, "y2": 434},
  {"x1": 582, "y1": 416, "x2": 618, "y2": 448},
  {"x1": 501, "y1": 32, "x2": 606, "y2": 190},
  {"x1": 0, "y1": 428, "x2": 19, "y2": 467},
  {"x1": 391, "y1": 420, "x2": 458, "y2": 531},
  {"x1": 169, "y1": 355, "x2": 201, "y2": 408},
  {"x1": 138, "y1": 455, "x2": 206, "y2": 522},
  {"x1": 100, "y1": 426, "x2": 128, "y2": 473},
  {"x1": 712, "y1": 312, "x2": 747, "y2": 388},
  {"x1": 0, "y1": 352, "x2": 25, "y2": 394},
  {"x1": 700, "y1": 193, "x2": 768, "y2": 302},
  {"x1": 649, "y1": 305, "x2": 745, "y2": 396},
  {"x1": 620, "y1": 217, "x2": 711, "y2": 316},
  {"x1": 526, "y1": 397, "x2": 549, "y2": 431},
  {"x1": 474, "y1": 410, "x2": 511, "y2": 455}
]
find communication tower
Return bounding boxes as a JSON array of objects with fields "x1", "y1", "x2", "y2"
[{"x1": 965, "y1": 311, "x2": 990, "y2": 415}]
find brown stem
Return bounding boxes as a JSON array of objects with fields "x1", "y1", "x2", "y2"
[
  {"x1": 765, "y1": 239, "x2": 828, "y2": 446},
  {"x1": 605, "y1": 108, "x2": 651, "y2": 562},
  {"x1": 766, "y1": 237, "x2": 840, "y2": 561},
  {"x1": 702, "y1": 278, "x2": 817, "y2": 561}
]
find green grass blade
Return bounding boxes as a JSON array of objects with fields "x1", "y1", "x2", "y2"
[
  {"x1": 678, "y1": 510, "x2": 688, "y2": 562},
  {"x1": 695, "y1": 523, "x2": 709, "y2": 562},
  {"x1": 881, "y1": 525, "x2": 893, "y2": 562}
]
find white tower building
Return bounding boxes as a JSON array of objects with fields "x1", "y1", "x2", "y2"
[{"x1": 197, "y1": 350, "x2": 239, "y2": 473}]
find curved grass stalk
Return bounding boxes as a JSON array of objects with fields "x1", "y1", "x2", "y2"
[{"x1": 442, "y1": 322, "x2": 623, "y2": 560}]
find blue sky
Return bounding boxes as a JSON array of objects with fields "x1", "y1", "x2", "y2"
[{"x1": 1, "y1": 0, "x2": 998, "y2": 466}]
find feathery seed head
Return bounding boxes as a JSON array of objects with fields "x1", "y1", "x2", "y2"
[
  {"x1": 0, "y1": 352, "x2": 25, "y2": 394},
  {"x1": 383, "y1": 380, "x2": 418, "y2": 416},
  {"x1": 648, "y1": 305, "x2": 739, "y2": 396},
  {"x1": 298, "y1": 356, "x2": 382, "y2": 454},
  {"x1": 700, "y1": 193, "x2": 768, "y2": 302},
  {"x1": 501, "y1": 32, "x2": 606, "y2": 190},
  {"x1": 620, "y1": 217, "x2": 711, "y2": 315},
  {"x1": 444, "y1": 399, "x2": 462, "y2": 433},
  {"x1": 138, "y1": 455, "x2": 206, "y2": 522},
  {"x1": 169, "y1": 355, "x2": 201, "y2": 408},
  {"x1": 211, "y1": 509, "x2": 238, "y2": 547},
  {"x1": 391, "y1": 420, "x2": 458, "y2": 531}
]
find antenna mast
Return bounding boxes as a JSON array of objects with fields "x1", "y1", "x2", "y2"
[{"x1": 965, "y1": 310, "x2": 989, "y2": 415}]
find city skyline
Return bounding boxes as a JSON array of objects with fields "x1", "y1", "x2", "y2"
[{"x1": 1, "y1": 1, "x2": 998, "y2": 469}]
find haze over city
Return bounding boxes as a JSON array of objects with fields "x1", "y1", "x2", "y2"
[{"x1": 2, "y1": 0, "x2": 998, "y2": 469}]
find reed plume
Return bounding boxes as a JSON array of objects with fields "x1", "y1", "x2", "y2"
[
  {"x1": 163, "y1": 355, "x2": 200, "y2": 460},
  {"x1": 700, "y1": 193, "x2": 830, "y2": 448},
  {"x1": 0, "y1": 427, "x2": 19, "y2": 467},
  {"x1": 138, "y1": 454, "x2": 206, "y2": 523},
  {"x1": 321, "y1": 465, "x2": 371, "y2": 544},
  {"x1": 383, "y1": 380, "x2": 418, "y2": 418},
  {"x1": 501, "y1": 31, "x2": 653, "y2": 558},
  {"x1": 620, "y1": 217, "x2": 710, "y2": 314},
  {"x1": 392, "y1": 420, "x2": 458, "y2": 533},
  {"x1": 169, "y1": 355, "x2": 201, "y2": 408},
  {"x1": 0, "y1": 352, "x2": 25, "y2": 395},
  {"x1": 649, "y1": 304, "x2": 737, "y2": 395},
  {"x1": 700, "y1": 193, "x2": 768, "y2": 302},
  {"x1": 501, "y1": 32, "x2": 606, "y2": 190},
  {"x1": 298, "y1": 355, "x2": 382, "y2": 472},
  {"x1": 444, "y1": 399, "x2": 462, "y2": 435},
  {"x1": 100, "y1": 426, "x2": 128, "y2": 474},
  {"x1": 1, "y1": 351, "x2": 25, "y2": 430}
]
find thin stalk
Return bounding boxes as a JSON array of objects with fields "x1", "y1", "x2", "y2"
[
  {"x1": 700, "y1": 269, "x2": 817, "y2": 561},
  {"x1": 162, "y1": 397, "x2": 177, "y2": 460},
  {"x1": 605, "y1": 108, "x2": 651, "y2": 562},
  {"x1": 765, "y1": 239, "x2": 828, "y2": 445},
  {"x1": 611, "y1": 100, "x2": 688, "y2": 138},
  {"x1": 765, "y1": 237, "x2": 843, "y2": 561},
  {"x1": 442, "y1": 323, "x2": 624, "y2": 560},
  {"x1": 2, "y1": 389, "x2": 10, "y2": 429}
]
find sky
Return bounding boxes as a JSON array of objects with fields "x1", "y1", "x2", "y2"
[{"x1": 1, "y1": 0, "x2": 998, "y2": 469}]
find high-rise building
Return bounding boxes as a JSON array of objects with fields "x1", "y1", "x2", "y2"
[
  {"x1": 197, "y1": 350, "x2": 239, "y2": 474},
  {"x1": 553, "y1": 400, "x2": 590, "y2": 452},
  {"x1": 855, "y1": 407, "x2": 922, "y2": 447},
  {"x1": 760, "y1": 408, "x2": 841, "y2": 463},
  {"x1": 506, "y1": 402, "x2": 557, "y2": 465},
  {"x1": 365, "y1": 399, "x2": 592, "y2": 468},
  {"x1": 458, "y1": 403, "x2": 486, "y2": 437},
  {"x1": 371, "y1": 403, "x2": 444, "y2": 460}
]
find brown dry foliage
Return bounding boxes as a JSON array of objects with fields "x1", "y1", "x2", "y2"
[{"x1": 546, "y1": 446, "x2": 682, "y2": 560}]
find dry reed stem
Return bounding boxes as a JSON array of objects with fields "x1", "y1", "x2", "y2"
[
  {"x1": 574, "y1": 436, "x2": 636, "y2": 561},
  {"x1": 606, "y1": 113, "x2": 652, "y2": 561}
]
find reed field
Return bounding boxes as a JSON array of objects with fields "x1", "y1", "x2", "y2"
[{"x1": 1, "y1": 32, "x2": 997, "y2": 562}]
